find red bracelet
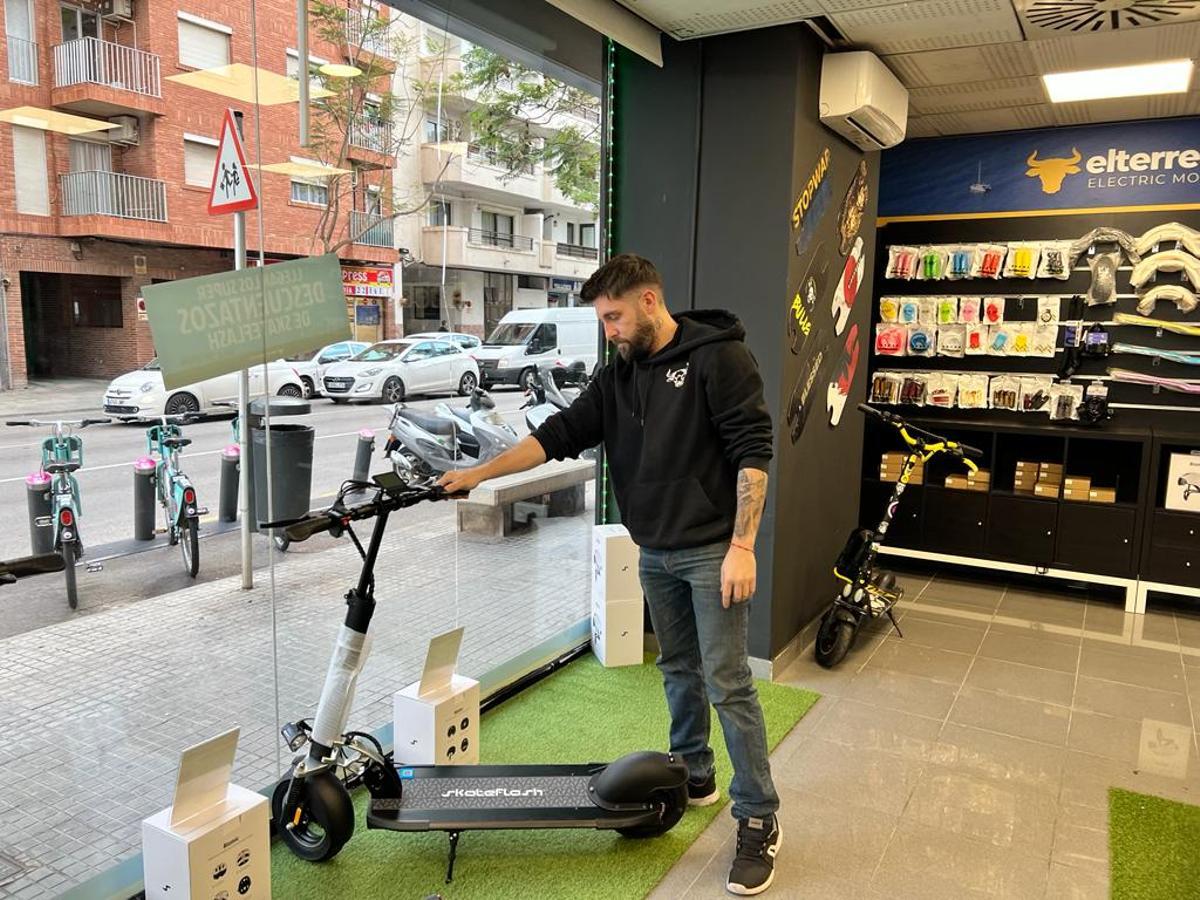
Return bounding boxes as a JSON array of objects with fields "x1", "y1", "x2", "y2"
[{"x1": 731, "y1": 540, "x2": 755, "y2": 553}]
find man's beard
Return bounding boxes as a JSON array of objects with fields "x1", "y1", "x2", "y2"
[{"x1": 614, "y1": 312, "x2": 657, "y2": 361}]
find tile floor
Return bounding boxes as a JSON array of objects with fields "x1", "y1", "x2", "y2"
[{"x1": 651, "y1": 567, "x2": 1200, "y2": 899}]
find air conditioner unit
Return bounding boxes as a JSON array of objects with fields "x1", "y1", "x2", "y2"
[
  {"x1": 819, "y1": 51, "x2": 908, "y2": 152},
  {"x1": 101, "y1": 0, "x2": 134, "y2": 19},
  {"x1": 107, "y1": 115, "x2": 139, "y2": 146}
]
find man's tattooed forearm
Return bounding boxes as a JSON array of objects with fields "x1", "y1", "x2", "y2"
[{"x1": 734, "y1": 469, "x2": 767, "y2": 542}]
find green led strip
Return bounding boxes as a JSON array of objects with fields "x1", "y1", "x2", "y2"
[{"x1": 599, "y1": 38, "x2": 617, "y2": 525}]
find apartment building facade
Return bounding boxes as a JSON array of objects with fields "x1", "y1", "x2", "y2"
[
  {"x1": 0, "y1": 0, "x2": 398, "y2": 390},
  {"x1": 395, "y1": 24, "x2": 601, "y2": 339}
]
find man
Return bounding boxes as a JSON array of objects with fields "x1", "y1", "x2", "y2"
[
  {"x1": 437, "y1": 320, "x2": 450, "y2": 332},
  {"x1": 439, "y1": 254, "x2": 781, "y2": 896}
]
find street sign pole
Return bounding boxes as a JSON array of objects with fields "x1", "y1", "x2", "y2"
[
  {"x1": 234, "y1": 202, "x2": 251, "y2": 590},
  {"x1": 207, "y1": 106, "x2": 260, "y2": 590}
]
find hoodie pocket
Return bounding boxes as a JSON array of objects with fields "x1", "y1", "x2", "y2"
[{"x1": 626, "y1": 477, "x2": 723, "y2": 546}]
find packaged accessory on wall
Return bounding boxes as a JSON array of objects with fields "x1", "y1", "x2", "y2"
[
  {"x1": 898, "y1": 298, "x2": 921, "y2": 324},
  {"x1": 1010, "y1": 323, "x2": 1034, "y2": 357},
  {"x1": 1113, "y1": 312, "x2": 1200, "y2": 337},
  {"x1": 1130, "y1": 250, "x2": 1200, "y2": 291},
  {"x1": 973, "y1": 244, "x2": 1007, "y2": 279},
  {"x1": 959, "y1": 296, "x2": 981, "y2": 324},
  {"x1": 926, "y1": 373, "x2": 958, "y2": 408},
  {"x1": 937, "y1": 324, "x2": 966, "y2": 358},
  {"x1": 964, "y1": 323, "x2": 989, "y2": 355},
  {"x1": 1110, "y1": 368, "x2": 1200, "y2": 395},
  {"x1": 874, "y1": 323, "x2": 907, "y2": 356},
  {"x1": 1084, "y1": 249, "x2": 1122, "y2": 306},
  {"x1": 990, "y1": 375, "x2": 1020, "y2": 411},
  {"x1": 899, "y1": 373, "x2": 928, "y2": 406},
  {"x1": 907, "y1": 324, "x2": 936, "y2": 357},
  {"x1": 957, "y1": 374, "x2": 989, "y2": 409},
  {"x1": 1032, "y1": 324, "x2": 1058, "y2": 358},
  {"x1": 1079, "y1": 381, "x2": 1115, "y2": 423},
  {"x1": 918, "y1": 246, "x2": 949, "y2": 280},
  {"x1": 1018, "y1": 377, "x2": 1053, "y2": 413},
  {"x1": 870, "y1": 371, "x2": 902, "y2": 404},
  {"x1": 936, "y1": 296, "x2": 960, "y2": 325},
  {"x1": 1112, "y1": 343, "x2": 1200, "y2": 366},
  {"x1": 1134, "y1": 222, "x2": 1200, "y2": 257},
  {"x1": 1048, "y1": 383, "x2": 1083, "y2": 421},
  {"x1": 879, "y1": 297, "x2": 901, "y2": 323},
  {"x1": 886, "y1": 245, "x2": 919, "y2": 280},
  {"x1": 947, "y1": 246, "x2": 975, "y2": 280},
  {"x1": 987, "y1": 324, "x2": 1013, "y2": 356},
  {"x1": 983, "y1": 296, "x2": 1005, "y2": 324},
  {"x1": 918, "y1": 297, "x2": 938, "y2": 325},
  {"x1": 1003, "y1": 242, "x2": 1042, "y2": 279},
  {"x1": 1037, "y1": 241, "x2": 1073, "y2": 280},
  {"x1": 1037, "y1": 297, "x2": 1060, "y2": 325},
  {"x1": 1069, "y1": 226, "x2": 1141, "y2": 267},
  {"x1": 1135, "y1": 283, "x2": 1199, "y2": 316}
]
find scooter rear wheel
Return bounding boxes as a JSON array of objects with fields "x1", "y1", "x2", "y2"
[
  {"x1": 272, "y1": 769, "x2": 355, "y2": 861},
  {"x1": 814, "y1": 608, "x2": 856, "y2": 669},
  {"x1": 616, "y1": 783, "x2": 688, "y2": 838}
]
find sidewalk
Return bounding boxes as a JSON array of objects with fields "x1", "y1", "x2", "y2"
[
  {"x1": 0, "y1": 499, "x2": 593, "y2": 898},
  {"x1": 0, "y1": 379, "x2": 110, "y2": 419}
]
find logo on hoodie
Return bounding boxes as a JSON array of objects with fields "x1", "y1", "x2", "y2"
[{"x1": 665, "y1": 364, "x2": 689, "y2": 388}]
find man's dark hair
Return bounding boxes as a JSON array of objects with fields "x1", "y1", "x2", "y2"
[{"x1": 580, "y1": 253, "x2": 663, "y2": 304}]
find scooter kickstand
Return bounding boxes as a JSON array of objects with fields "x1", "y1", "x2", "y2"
[
  {"x1": 886, "y1": 608, "x2": 904, "y2": 638},
  {"x1": 445, "y1": 830, "x2": 461, "y2": 883}
]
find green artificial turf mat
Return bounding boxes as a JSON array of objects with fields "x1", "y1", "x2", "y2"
[
  {"x1": 1110, "y1": 787, "x2": 1200, "y2": 899},
  {"x1": 272, "y1": 652, "x2": 818, "y2": 899}
]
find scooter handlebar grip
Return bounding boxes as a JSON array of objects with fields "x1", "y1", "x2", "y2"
[
  {"x1": 959, "y1": 442, "x2": 984, "y2": 458},
  {"x1": 283, "y1": 513, "x2": 337, "y2": 542},
  {"x1": 857, "y1": 403, "x2": 883, "y2": 418}
]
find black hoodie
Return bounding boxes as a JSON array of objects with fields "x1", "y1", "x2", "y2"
[{"x1": 532, "y1": 310, "x2": 773, "y2": 550}]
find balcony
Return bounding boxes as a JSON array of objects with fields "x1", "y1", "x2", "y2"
[
  {"x1": 420, "y1": 142, "x2": 542, "y2": 206},
  {"x1": 542, "y1": 242, "x2": 600, "y2": 280},
  {"x1": 51, "y1": 37, "x2": 164, "y2": 117},
  {"x1": 422, "y1": 227, "x2": 599, "y2": 280},
  {"x1": 350, "y1": 210, "x2": 393, "y2": 248},
  {"x1": 556, "y1": 243, "x2": 599, "y2": 261},
  {"x1": 345, "y1": 14, "x2": 396, "y2": 74},
  {"x1": 347, "y1": 116, "x2": 393, "y2": 167},
  {"x1": 59, "y1": 170, "x2": 167, "y2": 222},
  {"x1": 7, "y1": 35, "x2": 37, "y2": 85}
]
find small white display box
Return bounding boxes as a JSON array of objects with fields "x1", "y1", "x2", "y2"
[{"x1": 395, "y1": 626, "x2": 481, "y2": 765}]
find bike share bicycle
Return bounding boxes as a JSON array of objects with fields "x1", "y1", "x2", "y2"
[
  {"x1": 145, "y1": 414, "x2": 205, "y2": 577},
  {"x1": 264, "y1": 472, "x2": 688, "y2": 880},
  {"x1": 4, "y1": 418, "x2": 111, "y2": 608},
  {"x1": 814, "y1": 404, "x2": 982, "y2": 668}
]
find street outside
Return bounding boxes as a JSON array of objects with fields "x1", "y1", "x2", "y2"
[{"x1": 0, "y1": 383, "x2": 535, "y2": 639}]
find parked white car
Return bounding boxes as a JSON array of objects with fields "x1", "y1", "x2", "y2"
[
  {"x1": 322, "y1": 338, "x2": 480, "y2": 403},
  {"x1": 103, "y1": 359, "x2": 305, "y2": 420},
  {"x1": 282, "y1": 341, "x2": 370, "y2": 398},
  {"x1": 407, "y1": 331, "x2": 482, "y2": 352}
]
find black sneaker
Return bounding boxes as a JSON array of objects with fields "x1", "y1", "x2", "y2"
[
  {"x1": 687, "y1": 771, "x2": 720, "y2": 807},
  {"x1": 727, "y1": 814, "x2": 781, "y2": 895}
]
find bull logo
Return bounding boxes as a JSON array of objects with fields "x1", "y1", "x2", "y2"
[{"x1": 1025, "y1": 148, "x2": 1082, "y2": 194}]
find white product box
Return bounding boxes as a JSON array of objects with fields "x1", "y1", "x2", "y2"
[
  {"x1": 394, "y1": 627, "x2": 480, "y2": 765},
  {"x1": 592, "y1": 524, "x2": 642, "y2": 605},
  {"x1": 142, "y1": 730, "x2": 270, "y2": 900},
  {"x1": 1165, "y1": 451, "x2": 1200, "y2": 513},
  {"x1": 592, "y1": 595, "x2": 644, "y2": 667}
]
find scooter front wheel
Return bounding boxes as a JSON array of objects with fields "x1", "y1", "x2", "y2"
[
  {"x1": 814, "y1": 608, "x2": 856, "y2": 669},
  {"x1": 616, "y1": 783, "x2": 688, "y2": 838},
  {"x1": 272, "y1": 769, "x2": 354, "y2": 861}
]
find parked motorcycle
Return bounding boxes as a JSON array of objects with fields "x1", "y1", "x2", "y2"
[
  {"x1": 522, "y1": 360, "x2": 589, "y2": 432},
  {"x1": 384, "y1": 388, "x2": 519, "y2": 479}
]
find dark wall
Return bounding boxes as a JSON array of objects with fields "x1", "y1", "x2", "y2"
[{"x1": 613, "y1": 27, "x2": 879, "y2": 659}]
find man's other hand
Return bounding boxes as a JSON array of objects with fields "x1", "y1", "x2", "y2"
[{"x1": 721, "y1": 545, "x2": 756, "y2": 608}]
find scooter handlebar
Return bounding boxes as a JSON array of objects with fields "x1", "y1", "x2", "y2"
[
  {"x1": 858, "y1": 404, "x2": 983, "y2": 458},
  {"x1": 270, "y1": 484, "x2": 454, "y2": 543},
  {"x1": 0, "y1": 552, "x2": 66, "y2": 580}
]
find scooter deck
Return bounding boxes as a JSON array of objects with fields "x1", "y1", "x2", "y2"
[{"x1": 367, "y1": 763, "x2": 656, "y2": 832}]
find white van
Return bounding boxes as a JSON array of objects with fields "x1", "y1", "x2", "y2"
[{"x1": 475, "y1": 307, "x2": 599, "y2": 391}]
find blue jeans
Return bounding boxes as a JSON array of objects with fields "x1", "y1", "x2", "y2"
[{"x1": 639, "y1": 541, "x2": 779, "y2": 821}]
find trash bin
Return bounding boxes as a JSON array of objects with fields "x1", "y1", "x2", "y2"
[{"x1": 246, "y1": 397, "x2": 313, "y2": 533}]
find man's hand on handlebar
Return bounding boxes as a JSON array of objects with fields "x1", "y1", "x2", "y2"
[{"x1": 438, "y1": 466, "x2": 487, "y2": 495}]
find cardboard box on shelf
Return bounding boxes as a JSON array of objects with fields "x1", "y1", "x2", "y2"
[
  {"x1": 1063, "y1": 476, "x2": 1092, "y2": 491},
  {"x1": 1034, "y1": 482, "x2": 1061, "y2": 499},
  {"x1": 1089, "y1": 487, "x2": 1117, "y2": 504},
  {"x1": 1063, "y1": 485, "x2": 1092, "y2": 502}
]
